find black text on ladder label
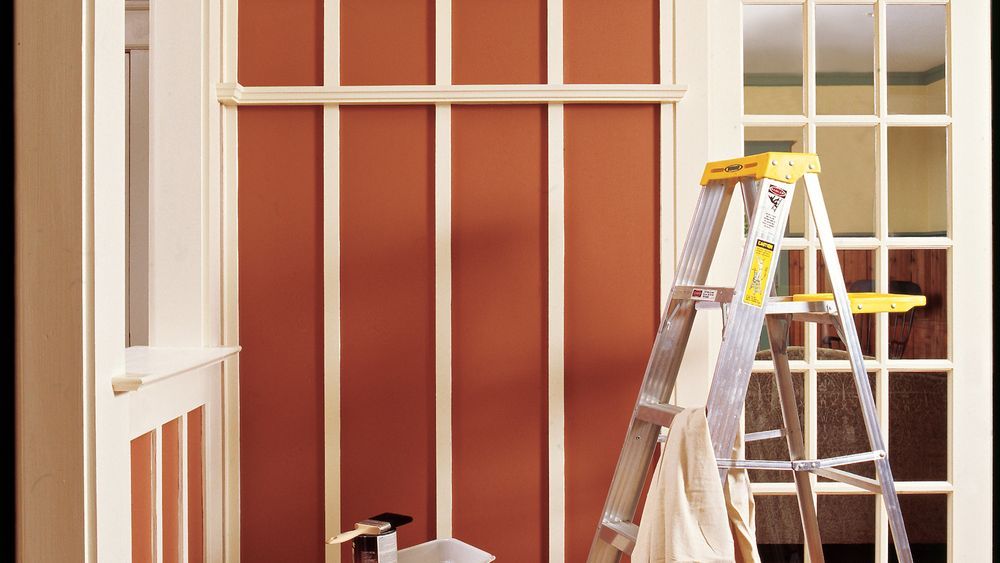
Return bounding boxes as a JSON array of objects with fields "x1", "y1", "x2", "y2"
[
  {"x1": 758, "y1": 186, "x2": 787, "y2": 239},
  {"x1": 743, "y1": 240, "x2": 775, "y2": 307}
]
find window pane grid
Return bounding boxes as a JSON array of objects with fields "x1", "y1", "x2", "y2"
[{"x1": 743, "y1": 1, "x2": 951, "y2": 560}]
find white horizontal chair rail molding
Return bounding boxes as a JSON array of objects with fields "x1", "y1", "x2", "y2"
[
  {"x1": 216, "y1": 82, "x2": 688, "y2": 106},
  {"x1": 113, "y1": 346, "x2": 241, "y2": 392}
]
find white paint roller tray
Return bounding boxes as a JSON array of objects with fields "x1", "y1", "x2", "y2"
[{"x1": 397, "y1": 539, "x2": 495, "y2": 562}]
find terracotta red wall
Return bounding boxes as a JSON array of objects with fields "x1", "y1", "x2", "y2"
[
  {"x1": 238, "y1": 106, "x2": 325, "y2": 563},
  {"x1": 450, "y1": 5, "x2": 549, "y2": 559},
  {"x1": 341, "y1": 0, "x2": 434, "y2": 85},
  {"x1": 339, "y1": 105, "x2": 437, "y2": 560},
  {"x1": 238, "y1": 3, "x2": 325, "y2": 559},
  {"x1": 564, "y1": 105, "x2": 660, "y2": 561},
  {"x1": 563, "y1": 3, "x2": 661, "y2": 559},
  {"x1": 237, "y1": 1, "x2": 663, "y2": 561},
  {"x1": 452, "y1": 105, "x2": 548, "y2": 561},
  {"x1": 565, "y1": 0, "x2": 659, "y2": 84},
  {"x1": 239, "y1": 0, "x2": 322, "y2": 86},
  {"x1": 453, "y1": 0, "x2": 546, "y2": 84}
]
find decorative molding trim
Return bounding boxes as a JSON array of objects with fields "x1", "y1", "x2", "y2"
[{"x1": 217, "y1": 83, "x2": 688, "y2": 106}]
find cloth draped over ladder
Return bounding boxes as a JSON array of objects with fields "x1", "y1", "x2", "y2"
[{"x1": 632, "y1": 407, "x2": 761, "y2": 563}]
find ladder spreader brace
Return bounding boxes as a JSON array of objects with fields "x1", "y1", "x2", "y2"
[{"x1": 587, "y1": 152, "x2": 925, "y2": 563}]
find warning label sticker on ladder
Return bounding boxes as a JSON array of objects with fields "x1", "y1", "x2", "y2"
[
  {"x1": 691, "y1": 288, "x2": 718, "y2": 301},
  {"x1": 743, "y1": 239, "x2": 774, "y2": 307}
]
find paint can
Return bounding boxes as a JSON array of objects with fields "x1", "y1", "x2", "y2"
[
  {"x1": 326, "y1": 512, "x2": 413, "y2": 563},
  {"x1": 352, "y1": 528, "x2": 399, "y2": 563}
]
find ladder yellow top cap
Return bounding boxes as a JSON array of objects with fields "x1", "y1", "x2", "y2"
[
  {"x1": 700, "y1": 152, "x2": 821, "y2": 185},
  {"x1": 791, "y1": 292, "x2": 926, "y2": 314}
]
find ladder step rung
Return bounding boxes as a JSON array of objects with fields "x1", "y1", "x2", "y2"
[
  {"x1": 745, "y1": 429, "x2": 785, "y2": 442},
  {"x1": 765, "y1": 298, "x2": 836, "y2": 316},
  {"x1": 717, "y1": 450, "x2": 886, "y2": 471},
  {"x1": 599, "y1": 521, "x2": 637, "y2": 554},
  {"x1": 716, "y1": 458, "x2": 794, "y2": 471},
  {"x1": 636, "y1": 402, "x2": 685, "y2": 428},
  {"x1": 671, "y1": 285, "x2": 734, "y2": 304}
]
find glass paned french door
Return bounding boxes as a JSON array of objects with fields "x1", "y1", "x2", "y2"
[{"x1": 742, "y1": 2, "x2": 950, "y2": 561}]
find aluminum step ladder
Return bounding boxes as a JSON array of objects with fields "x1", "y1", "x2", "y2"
[{"x1": 587, "y1": 152, "x2": 925, "y2": 563}]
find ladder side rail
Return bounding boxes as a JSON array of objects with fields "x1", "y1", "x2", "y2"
[
  {"x1": 766, "y1": 314, "x2": 825, "y2": 563},
  {"x1": 731, "y1": 177, "x2": 763, "y2": 336},
  {"x1": 739, "y1": 177, "x2": 760, "y2": 225},
  {"x1": 742, "y1": 179, "x2": 825, "y2": 561},
  {"x1": 640, "y1": 179, "x2": 734, "y2": 406},
  {"x1": 587, "y1": 180, "x2": 737, "y2": 563},
  {"x1": 803, "y1": 172, "x2": 913, "y2": 563},
  {"x1": 705, "y1": 177, "x2": 798, "y2": 469},
  {"x1": 738, "y1": 179, "x2": 826, "y2": 559}
]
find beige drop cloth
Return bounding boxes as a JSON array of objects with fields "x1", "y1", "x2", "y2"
[{"x1": 631, "y1": 408, "x2": 760, "y2": 563}]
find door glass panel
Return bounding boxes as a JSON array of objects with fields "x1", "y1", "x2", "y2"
[
  {"x1": 817, "y1": 372, "x2": 878, "y2": 479},
  {"x1": 755, "y1": 495, "x2": 804, "y2": 557},
  {"x1": 815, "y1": 127, "x2": 877, "y2": 236},
  {"x1": 888, "y1": 127, "x2": 948, "y2": 236},
  {"x1": 745, "y1": 371, "x2": 804, "y2": 483},
  {"x1": 891, "y1": 495, "x2": 948, "y2": 562},
  {"x1": 889, "y1": 372, "x2": 948, "y2": 481},
  {"x1": 744, "y1": 4, "x2": 804, "y2": 115},
  {"x1": 819, "y1": 495, "x2": 876, "y2": 562},
  {"x1": 888, "y1": 249, "x2": 947, "y2": 359},
  {"x1": 887, "y1": 5, "x2": 947, "y2": 115},
  {"x1": 816, "y1": 4, "x2": 876, "y2": 115}
]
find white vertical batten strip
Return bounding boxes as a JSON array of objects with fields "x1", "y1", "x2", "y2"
[
  {"x1": 219, "y1": 0, "x2": 241, "y2": 560},
  {"x1": 658, "y1": 0, "x2": 678, "y2": 412},
  {"x1": 325, "y1": 0, "x2": 339, "y2": 83},
  {"x1": 434, "y1": 0, "x2": 454, "y2": 541},
  {"x1": 659, "y1": 0, "x2": 675, "y2": 312},
  {"x1": 546, "y1": 0, "x2": 566, "y2": 561},
  {"x1": 324, "y1": 1, "x2": 342, "y2": 562},
  {"x1": 322, "y1": 107, "x2": 342, "y2": 561}
]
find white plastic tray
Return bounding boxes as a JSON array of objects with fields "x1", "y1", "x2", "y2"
[{"x1": 397, "y1": 538, "x2": 496, "y2": 563}]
